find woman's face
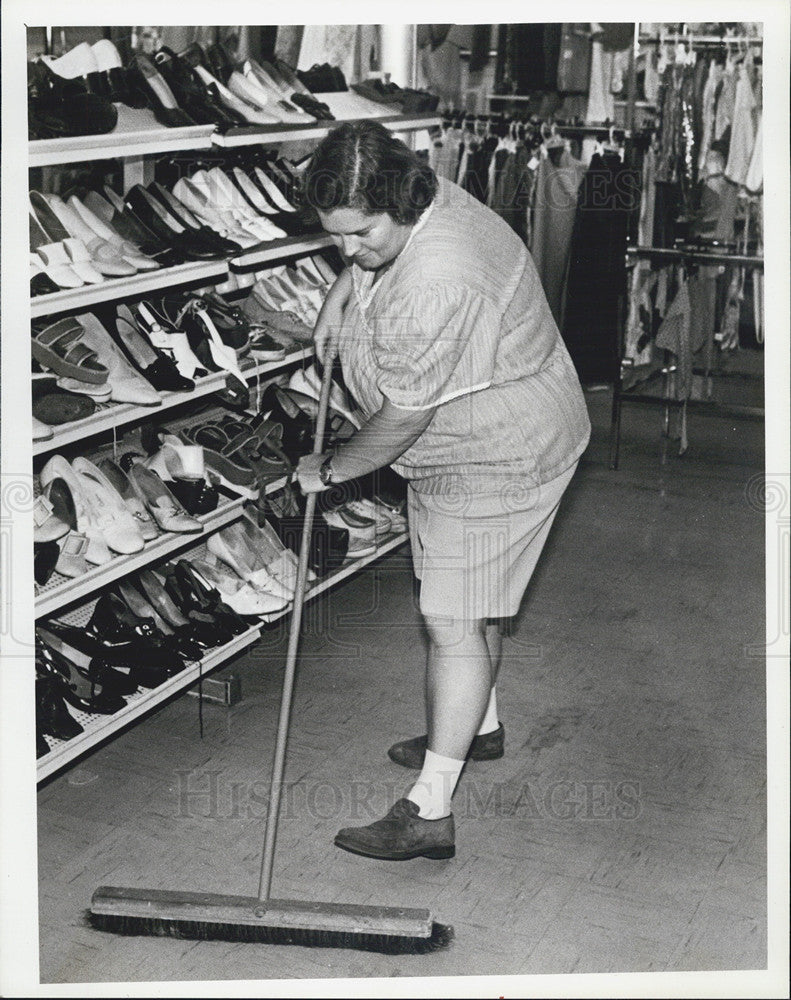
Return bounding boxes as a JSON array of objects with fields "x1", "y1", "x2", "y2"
[{"x1": 317, "y1": 206, "x2": 412, "y2": 270}]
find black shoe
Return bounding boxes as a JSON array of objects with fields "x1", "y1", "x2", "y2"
[
  {"x1": 134, "y1": 568, "x2": 230, "y2": 650},
  {"x1": 83, "y1": 186, "x2": 184, "y2": 268},
  {"x1": 153, "y1": 46, "x2": 240, "y2": 128},
  {"x1": 261, "y1": 488, "x2": 348, "y2": 578},
  {"x1": 126, "y1": 54, "x2": 197, "y2": 128},
  {"x1": 107, "y1": 303, "x2": 195, "y2": 393},
  {"x1": 35, "y1": 630, "x2": 128, "y2": 714},
  {"x1": 112, "y1": 581, "x2": 199, "y2": 665},
  {"x1": 124, "y1": 185, "x2": 228, "y2": 261},
  {"x1": 35, "y1": 673, "x2": 84, "y2": 741},
  {"x1": 145, "y1": 183, "x2": 244, "y2": 255},
  {"x1": 388, "y1": 724, "x2": 505, "y2": 771},
  {"x1": 34, "y1": 541, "x2": 60, "y2": 586},
  {"x1": 164, "y1": 560, "x2": 250, "y2": 636},
  {"x1": 334, "y1": 799, "x2": 455, "y2": 861}
]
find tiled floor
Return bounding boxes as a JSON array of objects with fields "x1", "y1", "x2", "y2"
[{"x1": 36, "y1": 388, "x2": 770, "y2": 987}]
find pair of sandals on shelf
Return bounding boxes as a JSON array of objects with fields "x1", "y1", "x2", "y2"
[{"x1": 31, "y1": 292, "x2": 259, "y2": 437}]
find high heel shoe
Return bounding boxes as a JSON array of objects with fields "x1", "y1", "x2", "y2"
[
  {"x1": 96, "y1": 458, "x2": 159, "y2": 541},
  {"x1": 36, "y1": 671, "x2": 84, "y2": 742},
  {"x1": 164, "y1": 560, "x2": 249, "y2": 635},
  {"x1": 39, "y1": 454, "x2": 112, "y2": 566},
  {"x1": 189, "y1": 558, "x2": 288, "y2": 616},
  {"x1": 120, "y1": 453, "x2": 203, "y2": 533},
  {"x1": 138, "y1": 424, "x2": 219, "y2": 515},
  {"x1": 255, "y1": 383, "x2": 316, "y2": 462},
  {"x1": 134, "y1": 568, "x2": 230, "y2": 649},
  {"x1": 145, "y1": 181, "x2": 245, "y2": 255},
  {"x1": 36, "y1": 628, "x2": 130, "y2": 712},
  {"x1": 127, "y1": 299, "x2": 208, "y2": 381},
  {"x1": 207, "y1": 521, "x2": 294, "y2": 601},
  {"x1": 153, "y1": 46, "x2": 243, "y2": 128},
  {"x1": 126, "y1": 53, "x2": 196, "y2": 128},
  {"x1": 262, "y1": 486, "x2": 349, "y2": 578},
  {"x1": 113, "y1": 580, "x2": 200, "y2": 664},
  {"x1": 112, "y1": 305, "x2": 195, "y2": 393},
  {"x1": 70, "y1": 456, "x2": 147, "y2": 555},
  {"x1": 124, "y1": 184, "x2": 227, "y2": 262}
]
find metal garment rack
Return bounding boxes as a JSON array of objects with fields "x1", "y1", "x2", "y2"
[{"x1": 609, "y1": 246, "x2": 765, "y2": 469}]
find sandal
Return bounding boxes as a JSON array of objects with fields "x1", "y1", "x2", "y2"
[
  {"x1": 215, "y1": 416, "x2": 292, "y2": 488},
  {"x1": 180, "y1": 422, "x2": 259, "y2": 499},
  {"x1": 31, "y1": 317, "x2": 109, "y2": 384}
]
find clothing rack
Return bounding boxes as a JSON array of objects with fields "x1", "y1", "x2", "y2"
[
  {"x1": 639, "y1": 33, "x2": 763, "y2": 47},
  {"x1": 610, "y1": 245, "x2": 765, "y2": 468},
  {"x1": 627, "y1": 246, "x2": 764, "y2": 269}
]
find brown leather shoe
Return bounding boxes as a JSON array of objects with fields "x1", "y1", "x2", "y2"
[
  {"x1": 387, "y1": 723, "x2": 505, "y2": 770},
  {"x1": 334, "y1": 799, "x2": 455, "y2": 860}
]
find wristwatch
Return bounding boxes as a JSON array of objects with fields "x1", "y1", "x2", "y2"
[{"x1": 318, "y1": 455, "x2": 334, "y2": 486}]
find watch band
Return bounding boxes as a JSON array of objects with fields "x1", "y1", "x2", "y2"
[{"x1": 319, "y1": 455, "x2": 334, "y2": 486}]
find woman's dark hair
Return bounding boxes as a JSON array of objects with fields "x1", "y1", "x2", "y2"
[{"x1": 302, "y1": 119, "x2": 438, "y2": 225}]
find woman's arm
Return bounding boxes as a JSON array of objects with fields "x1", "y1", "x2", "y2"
[
  {"x1": 296, "y1": 397, "x2": 436, "y2": 492},
  {"x1": 312, "y1": 268, "x2": 353, "y2": 365}
]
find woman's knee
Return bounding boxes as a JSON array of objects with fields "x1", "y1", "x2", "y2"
[{"x1": 423, "y1": 615, "x2": 487, "y2": 649}]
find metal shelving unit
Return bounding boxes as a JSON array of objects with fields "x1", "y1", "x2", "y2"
[
  {"x1": 31, "y1": 104, "x2": 420, "y2": 784},
  {"x1": 35, "y1": 491, "x2": 247, "y2": 619},
  {"x1": 36, "y1": 531, "x2": 409, "y2": 781},
  {"x1": 33, "y1": 346, "x2": 314, "y2": 457},
  {"x1": 29, "y1": 123, "x2": 217, "y2": 169}
]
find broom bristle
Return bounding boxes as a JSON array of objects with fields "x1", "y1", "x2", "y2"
[{"x1": 87, "y1": 910, "x2": 453, "y2": 955}]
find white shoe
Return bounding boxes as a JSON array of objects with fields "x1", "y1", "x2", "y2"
[
  {"x1": 132, "y1": 301, "x2": 208, "y2": 381},
  {"x1": 68, "y1": 195, "x2": 160, "y2": 272},
  {"x1": 344, "y1": 499, "x2": 393, "y2": 536},
  {"x1": 71, "y1": 457, "x2": 146, "y2": 555},
  {"x1": 207, "y1": 525, "x2": 294, "y2": 601},
  {"x1": 75, "y1": 312, "x2": 163, "y2": 406},
  {"x1": 39, "y1": 455, "x2": 112, "y2": 565},
  {"x1": 191, "y1": 559, "x2": 289, "y2": 616}
]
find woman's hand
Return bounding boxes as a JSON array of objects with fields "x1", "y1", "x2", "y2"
[{"x1": 295, "y1": 453, "x2": 327, "y2": 494}]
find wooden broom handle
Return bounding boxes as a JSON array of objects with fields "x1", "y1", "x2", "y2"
[{"x1": 258, "y1": 346, "x2": 337, "y2": 901}]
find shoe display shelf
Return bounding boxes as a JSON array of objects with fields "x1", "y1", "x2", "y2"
[
  {"x1": 33, "y1": 345, "x2": 315, "y2": 457},
  {"x1": 29, "y1": 123, "x2": 218, "y2": 169},
  {"x1": 29, "y1": 112, "x2": 440, "y2": 164},
  {"x1": 29, "y1": 237, "x2": 335, "y2": 321},
  {"x1": 36, "y1": 529, "x2": 409, "y2": 782},
  {"x1": 35, "y1": 486, "x2": 246, "y2": 620},
  {"x1": 211, "y1": 109, "x2": 441, "y2": 149},
  {"x1": 31, "y1": 105, "x2": 415, "y2": 785},
  {"x1": 37, "y1": 589, "x2": 263, "y2": 782},
  {"x1": 259, "y1": 528, "x2": 410, "y2": 625}
]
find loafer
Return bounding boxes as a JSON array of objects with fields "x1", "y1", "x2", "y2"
[
  {"x1": 334, "y1": 798, "x2": 455, "y2": 861},
  {"x1": 388, "y1": 723, "x2": 505, "y2": 771}
]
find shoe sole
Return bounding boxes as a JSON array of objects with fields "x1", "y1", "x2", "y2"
[
  {"x1": 388, "y1": 746, "x2": 504, "y2": 770},
  {"x1": 333, "y1": 838, "x2": 455, "y2": 861}
]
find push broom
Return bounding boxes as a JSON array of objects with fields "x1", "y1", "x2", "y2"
[{"x1": 89, "y1": 344, "x2": 453, "y2": 954}]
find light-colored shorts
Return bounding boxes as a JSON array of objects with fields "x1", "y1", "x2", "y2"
[{"x1": 408, "y1": 463, "x2": 578, "y2": 620}]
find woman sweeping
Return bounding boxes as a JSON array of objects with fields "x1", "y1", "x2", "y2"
[{"x1": 296, "y1": 120, "x2": 591, "y2": 861}]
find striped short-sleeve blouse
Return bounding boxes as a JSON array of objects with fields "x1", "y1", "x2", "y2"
[{"x1": 338, "y1": 177, "x2": 591, "y2": 495}]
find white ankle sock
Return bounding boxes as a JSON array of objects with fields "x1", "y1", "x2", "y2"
[
  {"x1": 477, "y1": 687, "x2": 499, "y2": 736},
  {"x1": 407, "y1": 749, "x2": 465, "y2": 819}
]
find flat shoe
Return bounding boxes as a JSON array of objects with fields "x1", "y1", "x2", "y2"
[
  {"x1": 387, "y1": 723, "x2": 505, "y2": 770},
  {"x1": 334, "y1": 798, "x2": 455, "y2": 861}
]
